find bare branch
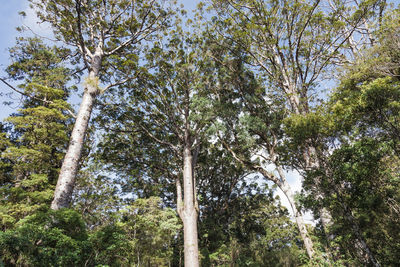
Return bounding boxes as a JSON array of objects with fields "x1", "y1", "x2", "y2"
[
  {"x1": 102, "y1": 77, "x2": 131, "y2": 92},
  {"x1": 0, "y1": 78, "x2": 77, "y2": 119},
  {"x1": 139, "y1": 124, "x2": 179, "y2": 153},
  {"x1": 75, "y1": 0, "x2": 91, "y2": 67}
]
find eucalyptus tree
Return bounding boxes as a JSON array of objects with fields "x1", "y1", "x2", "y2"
[
  {"x1": 205, "y1": 48, "x2": 316, "y2": 258},
  {"x1": 207, "y1": 0, "x2": 387, "y2": 260},
  {"x1": 304, "y1": 11, "x2": 400, "y2": 265},
  {"x1": 27, "y1": 0, "x2": 175, "y2": 209},
  {"x1": 97, "y1": 22, "x2": 218, "y2": 265}
]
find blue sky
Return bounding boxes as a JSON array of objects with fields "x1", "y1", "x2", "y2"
[
  {"x1": 0, "y1": 0, "x2": 30, "y2": 120},
  {"x1": 0, "y1": 0, "x2": 199, "y2": 120}
]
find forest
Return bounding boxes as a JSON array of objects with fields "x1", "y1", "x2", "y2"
[{"x1": 0, "y1": 0, "x2": 399, "y2": 266}]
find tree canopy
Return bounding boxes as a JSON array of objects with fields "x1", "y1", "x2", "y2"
[{"x1": 1, "y1": 1, "x2": 399, "y2": 266}]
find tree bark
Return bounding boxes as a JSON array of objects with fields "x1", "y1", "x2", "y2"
[
  {"x1": 286, "y1": 87, "x2": 335, "y2": 231},
  {"x1": 276, "y1": 167, "x2": 315, "y2": 258},
  {"x1": 337, "y1": 190, "x2": 380, "y2": 266},
  {"x1": 177, "y1": 146, "x2": 200, "y2": 267},
  {"x1": 351, "y1": 220, "x2": 380, "y2": 267},
  {"x1": 51, "y1": 53, "x2": 102, "y2": 210}
]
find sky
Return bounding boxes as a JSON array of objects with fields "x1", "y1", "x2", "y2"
[
  {"x1": 0, "y1": 0, "x2": 31, "y2": 120},
  {"x1": 0, "y1": 0, "x2": 199, "y2": 120},
  {"x1": 0, "y1": 0, "x2": 311, "y2": 223}
]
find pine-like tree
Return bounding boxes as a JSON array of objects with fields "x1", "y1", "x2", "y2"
[{"x1": 0, "y1": 37, "x2": 73, "y2": 229}]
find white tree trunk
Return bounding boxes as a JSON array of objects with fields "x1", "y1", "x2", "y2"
[
  {"x1": 178, "y1": 146, "x2": 200, "y2": 267},
  {"x1": 276, "y1": 168, "x2": 315, "y2": 258},
  {"x1": 286, "y1": 89, "x2": 335, "y2": 230},
  {"x1": 51, "y1": 59, "x2": 101, "y2": 209},
  {"x1": 299, "y1": 137, "x2": 334, "y2": 232}
]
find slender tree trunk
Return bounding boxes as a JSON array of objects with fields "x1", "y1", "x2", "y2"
[
  {"x1": 177, "y1": 146, "x2": 200, "y2": 267},
  {"x1": 51, "y1": 54, "x2": 102, "y2": 210},
  {"x1": 276, "y1": 167, "x2": 315, "y2": 258},
  {"x1": 303, "y1": 146, "x2": 334, "y2": 225},
  {"x1": 337, "y1": 191, "x2": 380, "y2": 266}
]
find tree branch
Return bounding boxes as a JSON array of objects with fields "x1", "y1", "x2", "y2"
[
  {"x1": 0, "y1": 78, "x2": 77, "y2": 119},
  {"x1": 139, "y1": 124, "x2": 179, "y2": 153}
]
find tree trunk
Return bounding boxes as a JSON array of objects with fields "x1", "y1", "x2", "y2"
[
  {"x1": 352, "y1": 224, "x2": 380, "y2": 267},
  {"x1": 286, "y1": 88, "x2": 335, "y2": 233},
  {"x1": 177, "y1": 146, "x2": 200, "y2": 267},
  {"x1": 303, "y1": 145, "x2": 335, "y2": 230},
  {"x1": 51, "y1": 55, "x2": 101, "y2": 210},
  {"x1": 277, "y1": 169, "x2": 315, "y2": 258},
  {"x1": 339, "y1": 193, "x2": 380, "y2": 266}
]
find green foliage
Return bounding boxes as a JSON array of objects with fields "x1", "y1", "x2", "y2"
[
  {"x1": 0, "y1": 209, "x2": 90, "y2": 267},
  {"x1": 0, "y1": 198, "x2": 181, "y2": 267},
  {"x1": 120, "y1": 197, "x2": 181, "y2": 266},
  {"x1": 72, "y1": 161, "x2": 123, "y2": 229},
  {"x1": 0, "y1": 38, "x2": 73, "y2": 230},
  {"x1": 284, "y1": 112, "x2": 331, "y2": 145},
  {"x1": 302, "y1": 138, "x2": 400, "y2": 266},
  {"x1": 89, "y1": 224, "x2": 132, "y2": 266},
  {"x1": 299, "y1": 11, "x2": 400, "y2": 265}
]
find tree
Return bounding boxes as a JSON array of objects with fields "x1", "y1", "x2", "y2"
[
  {"x1": 195, "y1": 145, "x2": 304, "y2": 266},
  {"x1": 302, "y1": 11, "x2": 400, "y2": 265},
  {"x1": 28, "y1": 0, "x2": 175, "y2": 209},
  {"x1": 202, "y1": 43, "x2": 316, "y2": 258},
  {"x1": 0, "y1": 37, "x2": 73, "y2": 230},
  {"x1": 206, "y1": 0, "x2": 387, "y2": 260},
  {"x1": 96, "y1": 21, "x2": 221, "y2": 264}
]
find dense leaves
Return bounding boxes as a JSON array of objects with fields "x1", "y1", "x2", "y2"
[
  {"x1": 0, "y1": 38, "x2": 73, "y2": 230},
  {"x1": 1, "y1": 1, "x2": 400, "y2": 266}
]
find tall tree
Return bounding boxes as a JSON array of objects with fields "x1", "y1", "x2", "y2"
[
  {"x1": 0, "y1": 37, "x2": 73, "y2": 229},
  {"x1": 202, "y1": 42, "x2": 316, "y2": 257},
  {"x1": 97, "y1": 23, "x2": 218, "y2": 264},
  {"x1": 28, "y1": 0, "x2": 175, "y2": 209},
  {"x1": 301, "y1": 10, "x2": 400, "y2": 265},
  {"x1": 207, "y1": 0, "x2": 386, "y2": 259}
]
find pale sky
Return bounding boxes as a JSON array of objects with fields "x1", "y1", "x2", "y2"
[
  {"x1": 0, "y1": 0, "x2": 199, "y2": 120},
  {"x1": 0, "y1": 0, "x2": 30, "y2": 120}
]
